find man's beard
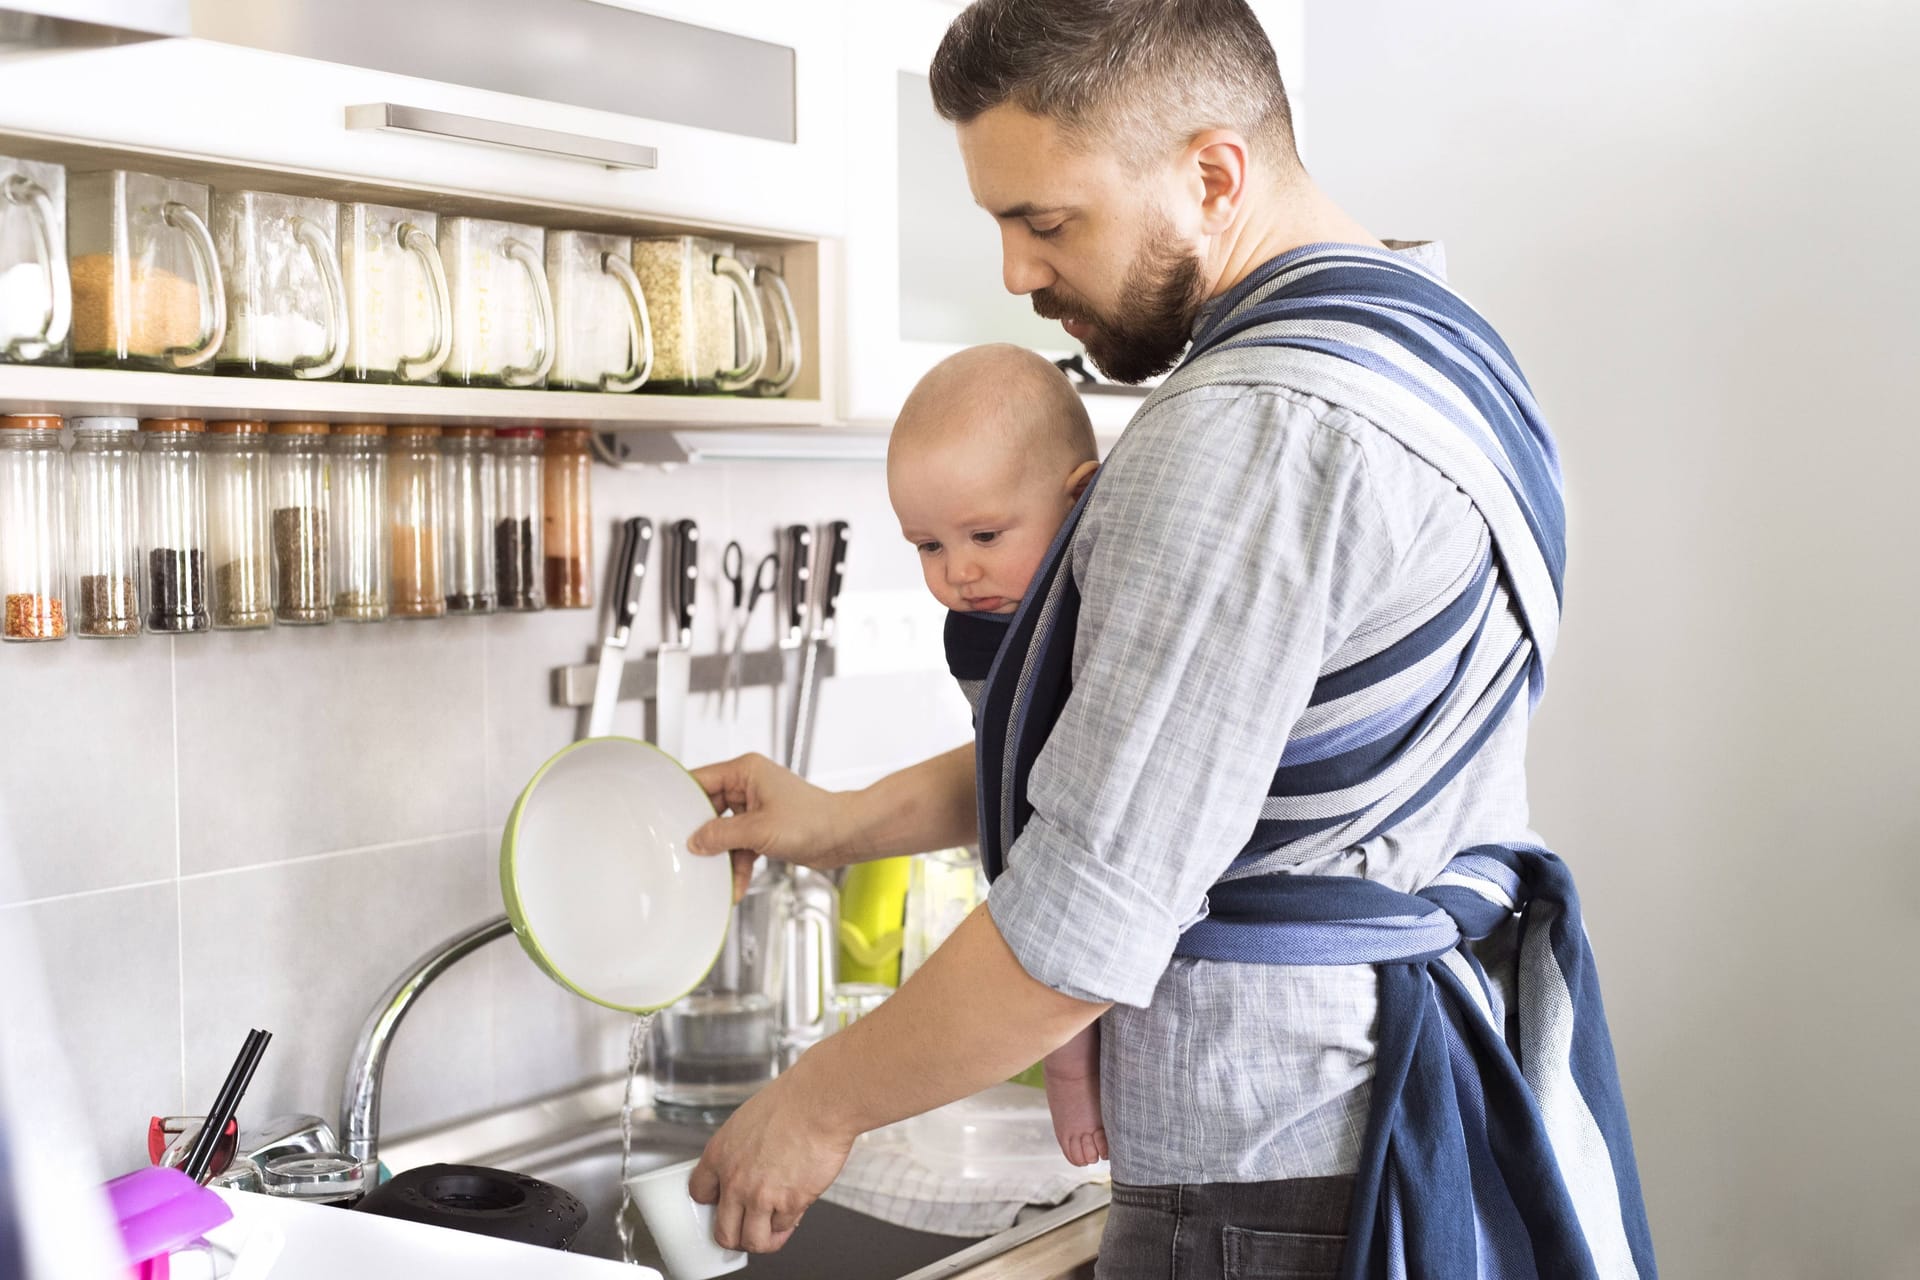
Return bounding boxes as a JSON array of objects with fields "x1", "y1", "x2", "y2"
[{"x1": 1030, "y1": 226, "x2": 1207, "y2": 384}]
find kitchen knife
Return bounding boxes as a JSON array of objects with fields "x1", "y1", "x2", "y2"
[
  {"x1": 776, "y1": 523, "x2": 813, "y2": 768},
  {"x1": 586, "y1": 517, "x2": 652, "y2": 738},
  {"x1": 789, "y1": 520, "x2": 848, "y2": 779},
  {"x1": 655, "y1": 519, "x2": 698, "y2": 760}
]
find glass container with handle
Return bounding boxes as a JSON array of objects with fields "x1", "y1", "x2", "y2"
[
  {"x1": 341, "y1": 203, "x2": 451, "y2": 384},
  {"x1": 492, "y1": 428, "x2": 543, "y2": 612},
  {"x1": 69, "y1": 416, "x2": 142, "y2": 638},
  {"x1": 547, "y1": 229, "x2": 652, "y2": 392},
  {"x1": 0, "y1": 414, "x2": 67, "y2": 641},
  {"x1": 630, "y1": 235, "x2": 764, "y2": 394},
  {"x1": 439, "y1": 426, "x2": 496, "y2": 614},
  {"x1": 140, "y1": 418, "x2": 210, "y2": 633},
  {"x1": 267, "y1": 422, "x2": 331, "y2": 625},
  {"x1": 331, "y1": 423, "x2": 389, "y2": 622},
  {"x1": 206, "y1": 420, "x2": 272, "y2": 630},
  {"x1": 68, "y1": 171, "x2": 224, "y2": 372},
  {"x1": 388, "y1": 425, "x2": 445, "y2": 619},
  {"x1": 438, "y1": 218, "x2": 554, "y2": 388},
  {"x1": 738, "y1": 246, "x2": 802, "y2": 398},
  {"x1": 542, "y1": 428, "x2": 592, "y2": 609},
  {"x1": 0, "y1": 156, "x2": 70, "y2": 366},
  {"x1": 213, "y1": 190, "x2": 348, "y2": 380}
]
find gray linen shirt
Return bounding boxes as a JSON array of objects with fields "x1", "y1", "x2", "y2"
[{"x1": 982, "y1": 244, "x2": 1542, "y2": 1185}]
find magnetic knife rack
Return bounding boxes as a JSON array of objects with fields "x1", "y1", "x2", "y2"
[{"x1": 551, "y1": 643, "x2": 836, "y2": 708}]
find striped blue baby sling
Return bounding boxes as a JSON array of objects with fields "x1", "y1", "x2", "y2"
[{"x1": 974, "y1": 245, "x2": 1656, "y2": 1278}]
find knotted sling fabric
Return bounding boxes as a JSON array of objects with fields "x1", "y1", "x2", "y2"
[{"x1": 974, "y1": 245, "x2": 1656, "y2": 1279}]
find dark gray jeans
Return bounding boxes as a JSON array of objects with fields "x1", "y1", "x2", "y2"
[{"x1": 1094, "y1": 1175, "x2": 1354, "y2": 1280}]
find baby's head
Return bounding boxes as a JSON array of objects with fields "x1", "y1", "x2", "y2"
[{"x1": 889, "y1": 344, "x2": 1098, "y2": 615}]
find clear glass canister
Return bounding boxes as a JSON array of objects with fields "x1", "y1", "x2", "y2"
[
  {"x1": 213, "y1": 189, "x2": 348, "y2": 380},
  {"x1": 1, "y1": 155, "x2": 70, "y2": 365},
  {"x1": 542, "y1": 428, "x2": 593, "y2": 609},
  {"x1": 388, "y1": 425, "x2": 444, "y2": 619},
  {"x1": 340, "y1": 203, "x2": 450, "y2": 384},
  {"x1": 630, "y1": 236, "x2": 763, "y2": 394},
  {"x1": 737, "y1": 246, "x2": 802, "y2": 397},
  {"x1": 493, "y1": 428, "x2": 543, "y2": 612},
  {"x1": 68, "y1": 170, "x2": 224, "y2": 372},
  {"x1": 207, "y1": 420, "x2": 272, "y2": 630},
  {"x1": 438, "y1": 218, "x2": 554, "y2": 388},
  {"x1": 68, "y1": 416, "x2": 142, "y2": 638},
  {"x1": 547, "y1": 229, "x2": 651, "y2": 392},
  {"x1": 331, "y1": 423, "x2": 388, "y2": 622},
  {"x1": 140, "y1": 418, "x2": 210, "y2": 633},
  {"x1": 0, "y1": 415, "x2": 67, "y2": 641},
  {"x1": 439, "y1": 426, "x2": 495, "y2": 614},
  {"x1": 268, "y1": 422, "x2": 331, "y2": 625}
]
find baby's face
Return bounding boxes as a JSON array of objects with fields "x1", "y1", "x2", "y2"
[{"x1": 890, "y1": 438, "x2": 1074, "y2": 616}]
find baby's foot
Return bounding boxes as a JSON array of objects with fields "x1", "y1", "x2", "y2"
[{"x1": 1044, "y1": 1073, "x2": 1108, "y2": 1167}]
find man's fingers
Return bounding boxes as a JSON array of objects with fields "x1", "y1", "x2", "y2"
[
  {"x1": 712, "y1": 1187, "x2": 746, "y2": 1252},
  {"x1": 688, "y1": 810, "x2": 763, "y2": 858},
  {"x1": 688, "y1": 1155, "x2": 719, "y2": 1205},
  {"x1": 731, "y1": 850, "x2": 758, "y2": 903}
]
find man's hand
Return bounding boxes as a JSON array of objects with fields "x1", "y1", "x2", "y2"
[
  {"x1": 688, "y1": 1070, "x2": 855, "y2": 1253},
  {"x1": 688, "y1": 753, "x2": 857, "y2": 900}
]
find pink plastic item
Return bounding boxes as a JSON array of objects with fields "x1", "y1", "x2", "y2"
[{"x1": 105, "y1": 1166, "x2": 233, "y2": 1279}]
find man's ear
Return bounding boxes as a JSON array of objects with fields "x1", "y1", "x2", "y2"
[{"x1": 1066, "y1": 459, "x2": 1100, "y2": 503}]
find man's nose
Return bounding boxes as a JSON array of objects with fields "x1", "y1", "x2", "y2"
[{"x1": 1000, "y1": 226, "x2": 1055, "y2": 296}]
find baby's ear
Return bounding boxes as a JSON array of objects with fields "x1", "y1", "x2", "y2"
[{"x1": 1066, "y1": 460, "x2": 1100, "y2": 502}]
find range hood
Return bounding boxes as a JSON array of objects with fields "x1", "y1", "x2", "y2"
[{"x1": 0, "y1": 0, "x2": 188, "y2": 51}]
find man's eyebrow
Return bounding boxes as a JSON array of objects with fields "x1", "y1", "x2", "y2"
[{"x1": 988, "y1": 202, "x2": 1067, "y2": 220}]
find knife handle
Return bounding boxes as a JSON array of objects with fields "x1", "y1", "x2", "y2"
[
  {"x1": 817, "y1": 520, "x2": 850, "y2": 632},
  {"x1": 609, "y1": 517, "x2": 652, "y2": 640},
  {"x1": 670, "y1": 519, "x2": 698, "y2": 645},
  {"x1": 780, "y1": 523, "x2": 812, "y2": 644}
]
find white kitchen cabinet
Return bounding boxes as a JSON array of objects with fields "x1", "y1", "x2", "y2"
[
  {"x1": 0, "y1": 0, "x2": 848, "y2": 238},
  {"x1": 840, "y1": 0, "x2": 1305, "y2": 432}
]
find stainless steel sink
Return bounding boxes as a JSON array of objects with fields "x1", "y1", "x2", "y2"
[{"x1": 381, "y1": 1077, "x2": 1108, "y2": 1279}]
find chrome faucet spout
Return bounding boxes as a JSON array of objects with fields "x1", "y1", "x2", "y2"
[{"x1": 340, "y1": 914, "x2": 514, "y2": 1167}]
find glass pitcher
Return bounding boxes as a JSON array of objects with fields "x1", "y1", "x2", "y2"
[
  {"x1": 68, "y1": 170, "x2": 225, "y2": 372},
  {"x1": 547, "y1": 229, "x2": 652, "y2": 392},
  {"x1": 737, "y1": 246, "x2": 802, "y2": 397},
  {"x1": 212, "y1": 189, "x2": 348, "y2": 379},
  {"x1": 438, "y1": 217, "x2": 554, "y2": 388},
  {"x1": 0, "y1": 155, "x2": 70, "y2": 365},
  {"x1": 340, "y1": 202, "x2": 452, "y2": 384},
  {"x1": 630, "y1": 235, "x2": 763, "y2": 394}
]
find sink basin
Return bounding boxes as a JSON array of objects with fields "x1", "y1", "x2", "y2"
[{"x1": 381, "y1": 1077, "x2": 1108, "y2": 1280}]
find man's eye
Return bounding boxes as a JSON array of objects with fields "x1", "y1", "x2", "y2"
[
  {"x1": 918, "y1": 541, "x2": 942, "y2": 555},
  {"x1": 1028, "y1": 222, "x2": 1063, "y2": 241},
  {"x1": 972, "y1": 531, "x2": 1000, "y2": 545}
]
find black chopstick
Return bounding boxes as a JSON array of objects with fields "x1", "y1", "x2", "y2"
[{"x1": 181, "y1": 1028, "x2": 272, "y2": 1183}]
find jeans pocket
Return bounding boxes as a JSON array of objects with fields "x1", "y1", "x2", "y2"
[
  {"x1": 1221, "y1": 1224, "x2": 1347, "y2": 1279},
  {"x1": 1096, "y1": 1186, "x2": 1180, "y2": 1280}
]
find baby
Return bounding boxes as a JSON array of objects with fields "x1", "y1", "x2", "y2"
[{"x1": 887, "y1": 344, "x2": 1107, "y2": 1167}]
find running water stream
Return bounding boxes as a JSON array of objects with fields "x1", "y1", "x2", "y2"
[{"x1": 616, "y1": 1011, "x2": 657, "y2": 1262}]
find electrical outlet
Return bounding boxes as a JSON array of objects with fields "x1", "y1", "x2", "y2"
[{"x1": 834, "y1": 589, "x2": 950, "y2": 676}]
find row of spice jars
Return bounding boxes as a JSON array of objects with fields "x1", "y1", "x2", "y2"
[
  {"x1": 0, "y1": 415, "x2": 596, "y2": 641},
  {"x1": 0, "y1": 155, "x2": 802, "y2": 397}
]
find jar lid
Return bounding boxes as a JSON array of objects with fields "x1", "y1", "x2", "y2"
[
  {"x1": 260, "y1": 1152, "x2": 367, "y2": 1198},
  {"x1": 208, "y1": 419, "x2": 268, "y2": 435},
  {"x1": 269, "y1": 420, "x2": 331, "y2": 436},
  {"x1": 389, "y1": 424, "x2": 442, "y2": 439},
  {"x1": 332, "y1": 422, "x2": 389, "y2": 437},
  {"x1": 70, "y1": 416, "x2": 139, "y2": 432},
  {"x1": 0, "y1": 414, "x2": 63, "y2": 430},
  {"x1": 496, "y1": 427, "x2": 545, "y2": 439},
  {"x1": 441, "y1": 425, "x2": 495, "y2": 439},
  {"x1": 140, "y1": 417, "x2": 206, "y2": 434},
  {"x1": 544, "y1": 428, "x2": 592, "y2": 451}
]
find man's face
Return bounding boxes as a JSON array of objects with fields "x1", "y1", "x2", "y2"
[{"x1": 957, "y1": 106, "x2": 1210, "y2": 383}]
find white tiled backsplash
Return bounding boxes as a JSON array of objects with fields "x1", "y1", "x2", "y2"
[{"x1": 0, "y1": 456, "x2": 972, "y2": 1174}]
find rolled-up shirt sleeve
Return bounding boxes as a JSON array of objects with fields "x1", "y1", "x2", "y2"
[{"x1": 986, "y1": 387, "x2": 1398, "y2": 1007}]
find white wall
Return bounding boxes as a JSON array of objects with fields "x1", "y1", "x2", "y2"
[{"x1": 1305, "y1": 3, "x2": 1920, "y2": 1276}]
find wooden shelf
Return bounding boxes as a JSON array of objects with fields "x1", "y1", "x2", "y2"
[{"x1": 0, "y1": 365, "x2": 831, "y2": 431}]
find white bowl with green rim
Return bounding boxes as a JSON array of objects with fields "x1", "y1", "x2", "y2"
[{"x1": 501, "y1": 737, "x2": 732, "y2": 1013}]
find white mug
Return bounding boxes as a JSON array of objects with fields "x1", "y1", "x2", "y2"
[{"x1": 623, "y1": 1158, "x2": 747, "y2": 1279}]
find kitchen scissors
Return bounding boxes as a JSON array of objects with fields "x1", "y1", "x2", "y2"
[{"x1": 720, "y1": 540, "x2": 779, "y2": 718}]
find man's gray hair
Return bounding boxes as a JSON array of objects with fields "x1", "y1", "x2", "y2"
[{"x1": 928, "y1": 0, "x2": 1296, "y2": 168}]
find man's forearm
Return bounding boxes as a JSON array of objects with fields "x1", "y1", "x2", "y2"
[
  {"x1": 839, "y1": 743, "x2": 978, "y2": 860},
  {"x1": 782, "y1": 903, "x2": 1108, "y2": 1138}
]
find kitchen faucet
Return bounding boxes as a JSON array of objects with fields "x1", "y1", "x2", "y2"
[{"x1": 340, "y1": 914, "x2": 514, "y2": 1167}]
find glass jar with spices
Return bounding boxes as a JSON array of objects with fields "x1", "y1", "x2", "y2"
[
  {"x1": 0, "y1": 414, "x2": 68, "y2": 641},
  {"x1": 493, "y1": 428, "x2": 543, "y2": 612},
  {"x1": 439, "y1": 425, "x2": 496, "y2": 614},
  {"x1": 387, "y1": 425, "x2": 444, "y2": 619},
  {"x1": 68, "y1": 416, "x2": 142, "y2": 638},
  {"x1": 212, "y1": 189, "x2": 348, "y2": 380},
  {"x1": 68, "y1": 170, "x2": 224, "y2": 372},
  {"x1": 267, "y1": 422, "x2": 331, "y2": 625},
  {"x1": 630, "y1": 235, "x2": 763, "y2": 394},
  {"x1": 737, "y1": 246, "x2": 803, "y2": 398},
  {"x1": 438, "y1": 217, "x2": 554, "y2": 388},
  {"x1": 331, "y1": 423, "x2": 388, "y2": 622},
  {"x1": 1, "y1": 155, "x2": 70, "y2": 366},
  {"x1": 542, "y1": 428, "x2": 593, "y2": 610},
  {"x1": 140, "y1": 418, "x2": 211, "y2": 633},
  {"x1": 340, "y1": 203, "x2": 451, "y2": 384},
  {"x1": 207, "y1": 420, "x2": 272, "y2": 630},
  {"x1": 547, "y1": 229, "x2": 652, "y2": 392}
]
